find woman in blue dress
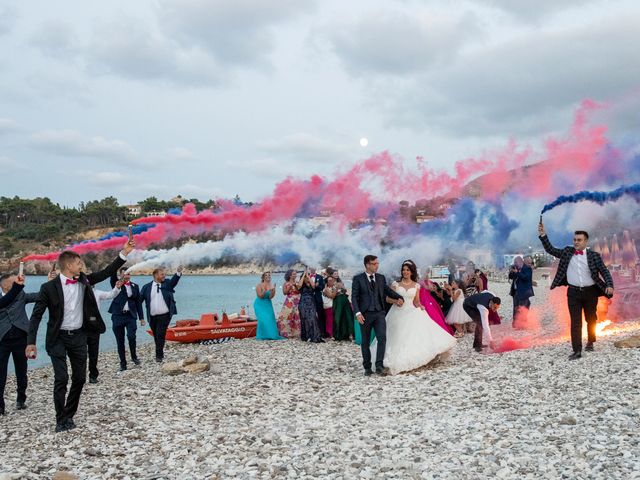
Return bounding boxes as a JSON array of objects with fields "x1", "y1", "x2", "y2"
[{"x1": 254, "y1": 272, "x2": 284, "y2": 340}]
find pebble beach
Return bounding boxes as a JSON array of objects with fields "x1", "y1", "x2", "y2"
[{"x1": 1, "y1": 283, "x2": 639, "y2": 480}]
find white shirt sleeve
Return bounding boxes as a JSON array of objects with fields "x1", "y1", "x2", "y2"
[
  {"x1": 477, "y1": 304, "x2": 493, "y2": 342},
  {"x1": 93, "y1": 286, "x2": 120, "y2": 303}
]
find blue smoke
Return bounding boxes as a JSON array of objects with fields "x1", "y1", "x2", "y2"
[
  {"x1": 74, "y1": 223, "x2": 156, "y2": 245},
  {"x1": 541, "y1": 184, "x2": 640, "y2": 214}
]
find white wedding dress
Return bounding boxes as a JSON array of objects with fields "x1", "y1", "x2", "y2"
[{"x1": 372, "y1": 282, "x2": 457, "y2": 375}]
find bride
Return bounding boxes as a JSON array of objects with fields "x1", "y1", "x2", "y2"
[{"x1": 372, "y1": 260, "x2": 457, "y2": 375}]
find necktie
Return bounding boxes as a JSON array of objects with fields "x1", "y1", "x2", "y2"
[
  {"x1": 65, "y1": 279, "x2": 78, "y2": 285},
  {"x1": 574, "y1": 250, "x2": 584, "y2": 255},
  {"x1": 156, "y1": 284, "x2": 160, "y2": 293},
  {"x1": 369, "y1": 274, "x2": 376, "y2": 290}
]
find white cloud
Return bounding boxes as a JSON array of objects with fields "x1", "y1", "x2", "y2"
[
  {"x1": 327, "y1": 10, "x2": 481, "y2": 76},
  {"x1": 0, "y1": 117, "x2": 20, "y2": 135},
  {"x1": 158, "y1": 0, "x2": 315, "y2": 68},
  {"x1": 87, "y1": 171, "x2": 127, "y2": 186},
  {"x1": 30, "y1": 20, "x2": 81, "y2": 59},
  {"x1": 0, "y1": 5, "x2": 17, "y2": 37},
  {"x1": 30, "y1": 129, "x2": 139, "y2": 163}
]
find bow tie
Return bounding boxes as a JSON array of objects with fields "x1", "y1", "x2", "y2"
[
  {"x1": 65, "y1": 279, "x2": 78, "y2": 285},
  {"x1": 123, "y1": 281, "x2": 131, "y2": 286},
  {"x1": 574, "y1": 250, "x2": 584, "y2": 255}
]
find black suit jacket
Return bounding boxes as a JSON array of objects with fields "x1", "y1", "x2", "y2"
[
  {"x1": 140, "y1": 274, "x2": 182, "y2": 319},
  {"x1": 539, "y1": 235, "x2": 613, "y2": 297},
  {"x1": 351, "y1": 272, "x2": 402, "y2": 315},
  {"x1": 28, "y1": 255, "x2": 127, "y2": 350}
]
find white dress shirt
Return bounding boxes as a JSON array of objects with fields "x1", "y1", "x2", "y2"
[
  {"x1": 59, "y1": 273, "x2": 84, "y2": 331},
  {"x1": 150, "y1": 282, "x2": 170, "y2": 316},
  {"x1": 121, "y1": 283, "x2": 133, "y2": 312},
  {"x1": 93, "y1": 286, "x2": 120, "y2": 303},
  {"x1": 566, "y1": 249, "x2": 595, "y2": 287},
  {"x1": 476, "y1": 290, "x2": 496, "y2": 342}
]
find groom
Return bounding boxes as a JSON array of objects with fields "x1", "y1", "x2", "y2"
[{"x1": 352, "y1": 255, "x2": 404, "y2": 376}]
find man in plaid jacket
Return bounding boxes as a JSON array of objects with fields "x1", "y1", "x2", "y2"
[{"x1": 538, "y1": 221, "x2": 614, "y2": 360}]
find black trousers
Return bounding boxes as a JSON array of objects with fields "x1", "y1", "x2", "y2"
[
  {"x1": 315, "y1": 298, "x2": 327, "y2": 337},
  {"x1": 463, "y1": 304, "x2": 484, "y2": 349},
  {"x1": 48, "y1": 329, "x2": 87, "y2": 424},
  {"x1": 112, "y1": 315, "x2": 138, "y2": 367},
  {"x1": 360, "y1": 310, "x2": 386, "y2": 370},
  {"x1": 0, "y1": 326, "x2": 28, "y2": 411},
  {"x1": 567, "y1": 285, "x2": 599, "y2": 353},
  {"x1": 87, "y1": 333, "x2": 100, "y2": 380},
  {"x1": 512, "y1": 296, "x2": 531, "y2": 325},
  {"x1": 149, "y1": 313, "x2": 171, "y2": 359}
]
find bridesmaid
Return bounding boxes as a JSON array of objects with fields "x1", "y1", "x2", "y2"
[
  {"x1": 298, "y1": 268, "x2": 324, "y2": 342},
  {"x1": 276, "y1": 269, "x2": 301, "y2": 338},
  {"x1": 332, "y1": 271, "x2": 355, "y2": 341},
  {"x1": 419, "y1": 268, "x2": 454, "y2": 335},
  {"x1": 254, "y1": 272, "x2": 284, "y2": 340},
  {"x1": 322, "y1": 275, "x2": 337, "y2": 338}
]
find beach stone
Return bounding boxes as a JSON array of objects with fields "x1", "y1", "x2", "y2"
[
  {"x1": 183, "y1": 362, "x2": 210, "y2": 374},
  {"x1": 559, "y1": 416, "x2": 577, "y2": 425},
  {"x1": 182, "y1": 355, "x2": 198, "y2": 367},
  {"x1": 613, "y1": 335, "x2": 640, "y2": 348},
  {"x1": 52, "y1": 473, "x2": 78, "y2": 480},
  {"x1": 161, "y1": 362, "x2": 186, "y2": 376}
]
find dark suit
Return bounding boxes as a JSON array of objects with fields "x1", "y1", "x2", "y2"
[
  {"x1": 140, "y1": 274, "x2": 181, "y2": 360},
  {"x1": 0, "y1": 286, "x2": 39, "y2": 413},
  {"x1": 28, "y1": 255, "x2": 126, "y2": 426},
  {"x1": 539, "y1": 234, "x2": 614, "y2": 353},
  {"x1": 351, "y1": 272, "x2": 403, "y2": 370},
  {"x1": 312, "y1": 274, "x2": 327, "y2": 337},
  {"x1": 508, "y1": 264, "x2": 534, "y2": 326},
  {"x1": 463, "y1": 292, "x2": 495, "y2": 349},
  {"x1": 109, "y1": 273, "x2": 144, "y2": 368}
]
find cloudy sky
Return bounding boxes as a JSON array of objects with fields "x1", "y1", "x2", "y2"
[{"x1": 1, "y1": 0, "x2": 639, "y2": 207}]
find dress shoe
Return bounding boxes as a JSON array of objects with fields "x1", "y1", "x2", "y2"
[
  {"x1": 65, "y1": 418, "x2": 76, "y2": 430},
  {"x1": 364, "y1": 368, "x2": 373, "y2": 376},
  {"x1": 585, "y1": 342, "x2": 594, "y2": 352},
  {"x1": 16, "y1": 401, "x2": 26, "y2": 410},
  {"x1": 132, "y1": 358, "x2": 141, "y2": 366},
  {"x1": 89, "y1": 377, "x2": 98, "y2": 384},
  {"x1": 155, "y1": 357, "x2": 163, "y2": 363},
  {"x1": 55, "y1": 422, "x2": 71, "y2": 433},
  {"x1": 0, "y1": 408, "x2": 5, "y2": 416},
  {"x1": 118, "y1": 365, "x2": 127, "y2": 373},
  {"x1": 375, "y1": 366, "x2": 389, "y2": 376},
  {"x1": 474, "y1": 346, "x2": 483, "y2": 353},
  {"x1": 568, "y1": 352, "x2": 582, "y2": 360}
]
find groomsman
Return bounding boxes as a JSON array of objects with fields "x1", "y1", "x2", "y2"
[
  {"x1": 109, "y1": 268, "x2": 145, "y2": 372},
  {"x1": 463, "y1": 292, "x2": 501, "y2": 352},
  {"x1": 538, "y1": 221, "x2": 613, "y2": 359},
  {"x1": 0, "y1": 273, "x2": 34, "y2": 415},
  {"x1": 140, "y1": 266, "x2": 183, "y2": 362},
  {"x1": 26, "y1": 240, "x2": 134, "y2": 432},
  {"x1": 508, "y1": 256, "x2": 534, "y2": 327}
]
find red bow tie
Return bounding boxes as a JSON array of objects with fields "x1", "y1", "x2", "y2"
[
  {"x1": 65, "y1": 279, "x2": 78, "y2": 285},
  {"x1": 574, "y1": 250, "x2": 584, "y2": 255},
  {"x1": 123, "y1": 281, "x2": 131, "y2": 286}
]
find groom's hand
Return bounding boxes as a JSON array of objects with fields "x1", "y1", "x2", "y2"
[
  {"x1": 396, "y1": 298, "x2": 404, "y2": 307},
  {"x1": 356, "y1": 313, "x2": 365, "y2": 325}
]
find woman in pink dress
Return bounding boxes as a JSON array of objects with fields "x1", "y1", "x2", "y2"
[
  {"x1": 276, "y1": 269, "x2": 301, "y2": 338},
  {"x1": 419, "y1": 267, "x2": 454, "y2": 335}
]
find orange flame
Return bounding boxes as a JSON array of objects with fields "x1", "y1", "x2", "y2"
[{"x1": 595, "y1": 319, "x2": 612, "y2": 335}]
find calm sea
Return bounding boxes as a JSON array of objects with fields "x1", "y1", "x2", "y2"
[{"x1": 14, "y1": 274, "x2": 284, "y2": 370}]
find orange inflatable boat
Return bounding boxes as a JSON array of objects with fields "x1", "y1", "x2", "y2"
[{"x1": 147, "y1": 312, "x2": 257, "y2": 344}]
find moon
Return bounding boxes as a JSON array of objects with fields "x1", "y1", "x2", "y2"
[{"x1": 359, "y1": 137, "x2": 369, "y2": 147}]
